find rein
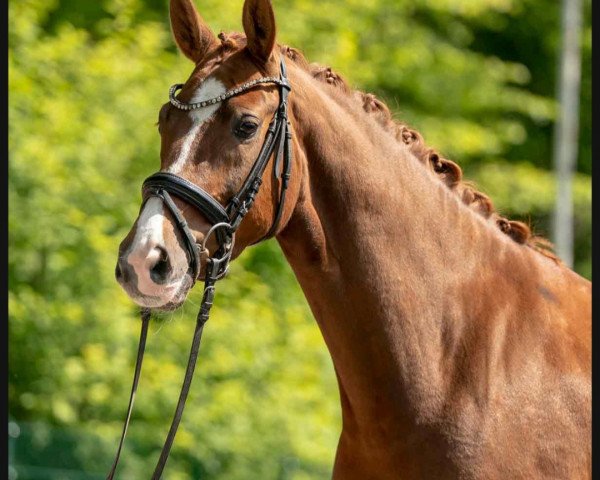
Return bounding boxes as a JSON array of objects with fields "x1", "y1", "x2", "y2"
[{"x1": 107, "y1": 59, "x2": 292, "y2": 479}]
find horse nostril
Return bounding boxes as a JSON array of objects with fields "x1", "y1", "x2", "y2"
[
  {"x1": 150, "y1": 247, "x2": 172, "y2": 285},
  {"x1": 115, "y1": 258, "x2": 130, "y2": 283}
]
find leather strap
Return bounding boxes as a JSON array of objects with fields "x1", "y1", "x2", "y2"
[
  {"x1": 143, "y1": 173, "x2": 230, "y2": 229},
  {"x1": 106, "y1": 309, "x2": 151, "y2": 480},
  {"x1": 107, "y1": 264, "x2": 220, "y2": 480},
  {"x1": 262, "y1": 119, "x2": 292, "y2": 241},
  {"x1": 151, "y1": 318, "x2": 207, "y2": 478},
  {"x1": 150, "y1": 260, "x2": 220, "y2": 478},
  {"x1": 162, "y1": 189, "x2": 203, "y2": 281}
]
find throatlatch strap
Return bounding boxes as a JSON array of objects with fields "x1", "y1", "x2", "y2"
[
  {"x1": 106, "y1": 309, "x2": 151, "y2": 480},
  {"x1": 263, "y1": 120, "x2": 293, "y2": 240}
]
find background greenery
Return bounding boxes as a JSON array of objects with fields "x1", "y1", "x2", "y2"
[{"x1": 9, "y1": 0, "x2": 591, "y2": 478}]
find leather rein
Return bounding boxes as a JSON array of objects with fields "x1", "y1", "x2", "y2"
[{"x1": 107, "y1": 59, "x2": 292, "y2": 479}]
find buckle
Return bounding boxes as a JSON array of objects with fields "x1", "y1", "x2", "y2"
[{"x1": 201, "y1": 222, "x2": 233, "y2": 253}]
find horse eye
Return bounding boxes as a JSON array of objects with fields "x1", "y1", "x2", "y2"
[{"x1": 234, "y1": 118, "x2": 259, "y2": 139}]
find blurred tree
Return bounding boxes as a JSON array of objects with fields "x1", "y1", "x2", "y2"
[{"x1": 9, "y1": 0, "x2": 591, "y2": 478}]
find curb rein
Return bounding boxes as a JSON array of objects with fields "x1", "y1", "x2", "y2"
[{"x1": 107, "y1": 59, "x2": 292, "y2": 479}]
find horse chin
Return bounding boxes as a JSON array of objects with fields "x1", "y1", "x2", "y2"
[
  {"x1": 153, "y1": 273, "x2": 195, "y2": 312},
  {"x1": 153, "y1": 256, "x2": 218, "y2": 312}
]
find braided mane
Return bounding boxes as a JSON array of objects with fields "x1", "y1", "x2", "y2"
[
  {"x1": 218, "y1": 32, "x2": 556, "y2": 259},
  {"x1": 279, "y1": 44, "x2": 557, "y2": 260}
]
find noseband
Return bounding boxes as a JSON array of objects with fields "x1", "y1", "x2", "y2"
[{"x1": 107, "y1": 59, "x2": 292, "y2": 479}]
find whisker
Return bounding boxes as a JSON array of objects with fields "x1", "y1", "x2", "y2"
[
  {"x1": 152, "y1": 317, "x2": 166, "y2": 336},
  {"x1": 186, "y1": 297, "x2": 200, "y2": 308}
]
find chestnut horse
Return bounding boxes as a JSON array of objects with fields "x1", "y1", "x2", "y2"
[{"x1": 116, "y1": 0, "x2": 591, "y2": 477}]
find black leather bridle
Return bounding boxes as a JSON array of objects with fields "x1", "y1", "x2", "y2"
[{"x1": 107, "y1": 59, "x2": 292, "y2": 479}]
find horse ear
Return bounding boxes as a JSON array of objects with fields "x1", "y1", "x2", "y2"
[
  {"x1": 242, "y1": 0, "x2": 277, "y2": 63},
  {"x1": 170, "y1": 0, "x2": 218, "y2": 64}
]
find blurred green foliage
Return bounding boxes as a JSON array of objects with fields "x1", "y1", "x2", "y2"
[{"x1": 9, "y1": 0, "x2": 591, "y2": 478}]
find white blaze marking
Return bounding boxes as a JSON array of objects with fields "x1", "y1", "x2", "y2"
[
  {"x1": 168, "y1": 77, "x2": 226, "y2": 174},
  {"x1": 127, "y1": 197, "x2": 182, "y2": 302},
  {"x1": 127, "y1": 197, "x2": 169, "y2": 296}
]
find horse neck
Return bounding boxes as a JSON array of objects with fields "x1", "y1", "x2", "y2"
[{"x1": 276, "y1": 67, "x2": 542, "y2": 434}]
